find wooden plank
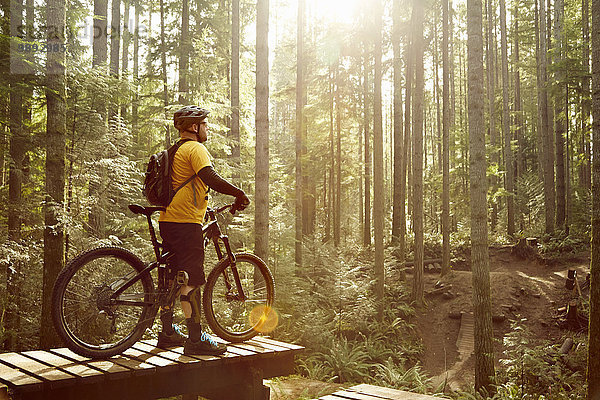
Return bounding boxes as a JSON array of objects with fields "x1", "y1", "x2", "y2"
[
  {"x1": 132, "y1": 341, "x2": 200, "y2": 364},
  {"x1": 49, "y1": 348, "x2": 132, "y2": 380},
  {"x1": 0, "y1": 361, "x2": 43, "y2": 392},
  {"x1": 122, "y1": 347, "x2": 180, "y2": 371},
  {"x1": 252, "y1": 336, "x2": 304, "y2": 351},
  {"x1": 22, "y1": 350, "x2": 103, "y2": 383},
  {"x1": 348, "y1": 384, "x2": 439, "y2": 400},
  {"x1": 108, "y1": 355, "x2": 157, "y2": 376},
  {"x1": 247, "y1": 338, "x2": 291, "y2": 352},
  {"x1": 0, "y1": 352, "x2": 76, "y2": 388},
  {"x1": 330, "y1": 390, "x2": 389, "y2": 400},
  {"x1": 210, "y1": 336, "x2": 267, "y2": 357}
]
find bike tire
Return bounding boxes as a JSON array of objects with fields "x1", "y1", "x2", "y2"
[
  {"x1": 203, "y1": 253, "x2": 275, "y2": 343},
  {"x1": 51, "y1": 246, "x2": 157, "y2": 358}
]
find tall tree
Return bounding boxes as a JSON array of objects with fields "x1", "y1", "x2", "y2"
[
  {"x1": 587, "y1": 1, "x2": 600, "y2": 398},
  {"x1": 467, "y1": 0, "x2": 496, "y2": 392},
  {"x1": 411, "y1": 0, "x2": 424, "y2": 306},
  {"x1": 231, "y1": 0, "x2": 240, "y2": 178},
  {"x1": 442, "y1": 0, "x2": 450, "y2": 275},
  {"x1": 109, "y1": 0, "x2": 120, "y2": 77},
  {"x1": 391, "y1": 0, "x2": 403, "y2": 245},
  {"x1": 132, "y1": 0, "x2": 140, "y2": 143},
  {"x1": 581, "y1": 0, "x2": 591, "y2": 190},
  {"x1": 255, "y1": 0, "x2": 269, "y2": 262},
  {"x1": 553, "y1": 0, "x2": 566, "y2": 230},
  {"x1": 6, "y1": 0, "x2": 26, "y2": 351},
  {"x1": 538, "y1": 0, "x2": 555, "y2": 234},
  {"x1": 159, "y1": 0, "x2": 169, "y2": 146},
  {"x1": 40, "y1": 0, "x2": 66, "y2": 349},
  {"x1": 400, "y1": 31, "x2": 413, "y2": 264},
  {"x1": 335, "y1": 62, "x2": 342, "y2": 247},
  {"x1": 121, "y1": 0, "x2": 130, "y2": 118},
  {"x1": 93, "y1": 0, "x2": 108, "y2": 67},
  {"x1": 485, "y1": 0, "x2": 498, "y2": 232},
  {"x1": 499, "y1": 0, "x2": 514, "y2": 236},
  {"x1": 178, "y1": 0, "x2": 189, "y2": 103},
  {"x1": 295, "y1": 0, "x2": 304, "y2": 269},
  {"x1": 363, "y1": 47, "x2": 371, "y2": 247},
  {"x1": 373, "y1": 0, "x2": 384, "y2": 317}
]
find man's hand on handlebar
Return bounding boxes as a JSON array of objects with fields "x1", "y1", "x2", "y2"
[{"x1": 232, "y1": 192, "x2": 250, "y2": 213}]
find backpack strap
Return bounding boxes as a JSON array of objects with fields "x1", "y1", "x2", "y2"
[{"x1": 169, "y1": 139, "x2": 198, "y2": 203}]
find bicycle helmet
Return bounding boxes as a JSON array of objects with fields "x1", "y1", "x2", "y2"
[{"x1": 173, "y1": 106, "x2": 209, "y2": 131}]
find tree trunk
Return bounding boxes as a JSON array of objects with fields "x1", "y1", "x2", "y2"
[
  {"x1": 41, "y1": 0, "x2": 66, "y2": 349},
  {"x1": 121, "y1": 0, "x2": 130, "y2": 118},
  {"x1": 363, "y1": 48, "x2": 372, "y2": 247},
  {"x1": 231, "y1": 0, "x2": 240, "y2": 179},
  {"x1": 442, "y1": 0, "x2": 450, "y2": 276},
  {"x1": 295, "y1": 0, "x2": 304, "y2": 270},
  {"x1": 333, "y1": 63, "x2": 342, "y2": 246},
  {"x1": 539, "y1": 0, "x2": 555, "y2": 234},
  {"x1": 254, "y1": 0, "x2": 269, "y2": 262},
  {"x1": 178, "y1": 0, "x2": 189, "y2": 104},
  {"x1": 587, "y1": 1, "x2": 600, "y2": 398},
  {"x1": 160, "y1": 0, "x2": 170, "y2": 146},
  {"x1": 499, "y1": 0, "x2": 514, "y2": 237},
  {"x1": 581, "y1": 0, "x2": 591, "y2": 190},
  {"x1": 485, "y1": 0, "x2": 498, "y2": 233},
  {"x1": 373, "y1": 0, "x2": 385, "y2": 319},
  {"x1": 326, "y1": 67, "x2": 334, "y2": 243},
  {"x1": 467, "y1": 0, "x2": 496, "y2": 393},
  {"x1": 553, "y1": 0, "x2": 566, "y2": 231},
  {"x1": 513, "y1": 1, "x2": 525, "y2": 231},
  {"x1": 400, "y1": 32, "x2": 412, "y2": 264},
  {"x1": 93, "y1": 0, "x2": 108, "y2": 67},
  {"x1": 391, "y1": 0, "x2": 403, "y2": 245},
  {"x1": 110, "y1": 0, "x2": 120, "y2": 77},
  {"x1": 411, "y1": 0, "x2": 424, "y2": 306},
  {"x1": 132, "y1": 0, "x2": 139, "y2": 144}
]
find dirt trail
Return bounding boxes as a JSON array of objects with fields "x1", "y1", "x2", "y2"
[{"x1": 416, "y1": 247, "x2": 590, "y2": 390}]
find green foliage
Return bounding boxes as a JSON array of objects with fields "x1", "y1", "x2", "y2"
[{"x1": 495, "y1": 319, "x2": 586, "y2": 399}]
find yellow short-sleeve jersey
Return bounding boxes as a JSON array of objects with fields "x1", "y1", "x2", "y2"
[{"x1": 158, "y1": 140, "x2": 212, "y2": 224}]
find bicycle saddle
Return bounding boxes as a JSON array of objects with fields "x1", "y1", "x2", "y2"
[{"x1": 128, "y1": 204, "x2": 166, "y2": 216}]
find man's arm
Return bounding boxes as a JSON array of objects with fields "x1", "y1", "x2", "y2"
[{"x1": 197, "y1": 166, "x2": 242, "y2": 196}]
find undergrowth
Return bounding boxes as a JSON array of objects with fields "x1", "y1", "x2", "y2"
[{"x1": 272, "y1": 238, "x2": 431, "y2": 393}]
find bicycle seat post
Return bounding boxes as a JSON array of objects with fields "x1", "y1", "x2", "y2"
[{"x1": 146, "y1": 214, "x2": 162, "y2": 260}]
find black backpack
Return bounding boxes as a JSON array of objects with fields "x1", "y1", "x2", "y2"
[{"x1": 142, "y1": 139, "x2": 195, "y2": 207}]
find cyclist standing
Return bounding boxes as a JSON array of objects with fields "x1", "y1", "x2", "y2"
[{"x1": 157, "y1": 106, "x2": 250, "y2": 355}]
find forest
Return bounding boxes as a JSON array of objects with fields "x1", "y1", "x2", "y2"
[{"x1": 1, "y1": 0, "x2": 599, "y2": 398}]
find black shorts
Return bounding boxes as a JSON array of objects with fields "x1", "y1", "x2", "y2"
[{"x1": 158, "y1": 222, "x2": 205, "y2": 286}]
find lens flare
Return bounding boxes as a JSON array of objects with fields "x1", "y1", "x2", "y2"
[{"x1": 249, "y1": 305, "x2": 278, "y2": 333}]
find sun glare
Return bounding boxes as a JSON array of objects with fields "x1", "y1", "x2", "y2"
[{"x1": 311, "y1": 0, "x2": 362, "y2": 25}]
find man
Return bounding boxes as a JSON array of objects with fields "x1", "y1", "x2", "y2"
[{"x1": 157, "y1": 105, "x2": 250, "y2": 355}]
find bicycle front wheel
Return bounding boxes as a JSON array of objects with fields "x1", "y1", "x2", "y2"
[
  {"x1": 203, "y1": 253, "x2": 275, "y2": 342},
  {"x1": 51, "y1": 247, "x2": 157, "y2": 358}
]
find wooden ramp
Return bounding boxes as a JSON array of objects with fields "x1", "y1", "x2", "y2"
[
  {"x1": 456, "y1": 312, "x2": 474, "y2": 361},
  {"x1": 0, "y1": 336, "x2": 303, "y2": 400},
  {"x1": 315, "y1": 384, "x2": 440, "y2": 400}
]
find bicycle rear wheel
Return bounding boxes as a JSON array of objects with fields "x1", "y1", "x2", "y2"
[
  {"x1": 52, "y1": 247, "x2": 157, "y2": 358},
  {"x1": 203, "y1": 253, "x2": 275, "y2": 342}
]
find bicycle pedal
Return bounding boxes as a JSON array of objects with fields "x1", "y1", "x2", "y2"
[{"x1": 176, "y1": 271, "x2": 189, "y2": 285}]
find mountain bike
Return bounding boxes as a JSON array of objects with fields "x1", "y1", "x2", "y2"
[{"x1": 51, "y1": 204, "x2": 275, "y2": 359}]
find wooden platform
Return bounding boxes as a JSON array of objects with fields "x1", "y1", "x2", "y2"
[
  {"x1": 0, "y1": 336, "x2": 303, "y2": 400},
  {"x1": 315, "y1": 384, "x2": 440, "y2": 400}
]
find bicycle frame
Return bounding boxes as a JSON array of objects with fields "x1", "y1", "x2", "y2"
[{"x1": 109, "y1": 205, "x2": 246, "y2": 307}]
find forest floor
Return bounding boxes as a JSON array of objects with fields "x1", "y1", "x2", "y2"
[
  {"x1": 267, "y1": 245, "x2": 590, "y2": 399},
  {"x1": 417, "y1": 245, "x2": 590, "y2": 391}
]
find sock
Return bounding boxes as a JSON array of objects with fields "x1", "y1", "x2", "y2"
[
  {"x1": 160, "y1": 309, "x2": 175, "y2": 335},
  {"x1": 186, "y1": 318, "x2": 202, "y2": 342}
]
